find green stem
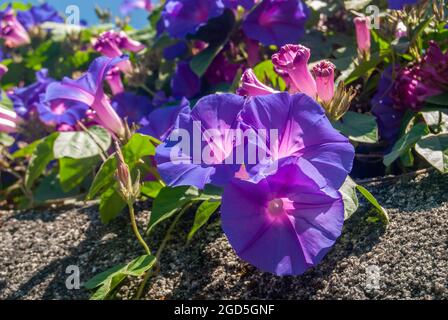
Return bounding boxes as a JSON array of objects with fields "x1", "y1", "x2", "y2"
[
  {"x1": 135, "y1": 203, "x2": 192, "y2": 300},
  {"x1": 128, "y1": 201, "x2": 151, "y2": 256}
]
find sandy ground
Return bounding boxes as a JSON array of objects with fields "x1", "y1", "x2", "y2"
[{"x1": 0, "y1": 171, "x2": 447, "y2": 300}]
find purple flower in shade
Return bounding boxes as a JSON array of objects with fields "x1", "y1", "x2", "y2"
[
  {"x1": 204, "y1": 52, "x2": 240, "y2": 86},
  {"x1": 0, "y1": 106, "x2": 20, "y2": 133},
  {"x1": 240, "y1": 93, "x2": 354, "y2": 189},
  {"x1": 37, "y1": 98, "x2": 89, "y2": 126},
  {"x1": 221, "y1": 157, "x2": 344, "y2": 275},
  {"x1": 92, "y1": 30, "x2": 145, "y2": 72},
  {"x1": 223, "y1": 0, "x2": 255, "y2": 9},
  {"x1": 9, "y1": 69, "x2": 55, "y2": 118},
  {"x1": 171, "y1": 61, "x2": 201, "y2": 99},
  {"x1": 16, "y1": 3, "x2": 63, "y2": 31},
  {"x1": 388, "y1": 0, "x2": 419, "y2": 10},
  {"x1": 354, "y1": 17, "x2": 371, "y2": 56},
  {"x1": 163, "y1": 41, "x2": 188, "y2": 60},
  {"x1": 236, "y1": 68, "x2": 278, "y2": 96},
  {"x1": 421, "y1": 41, "x2": 448, "y2": 87},
  {"x1": 313, "y1": 61, "x2": 335, "y2": 104},
  {"x1": 45, "y1": 56, "x2": 128, "y2": 138},
  {"x1": 105, "y1": 66, "x2": 125, "y2": 95},
  {"x1": 139, "y1": 98, "x2": 190, "y2": 141},
  {"x1": 120, "y1": 0, "x2": 152, "y2": 15},
  {"x1": 155, "y1": 94, "x2": 244, "y2": 189},
  {"x1": 242, "y1": 0, "x2": 309, "y2": 46},
  {"x1": 160, "y1": 0, "x2": 225, "y2": 39},
  {"x1": 272, "y1": 44, "x2": 317, "y2": 98},
  {"x1": 0, "y1": 5, "x2": 30, "y2": 48},
  {"x1": 111, "y1": 92, "x2": 153, "y2": 125}
]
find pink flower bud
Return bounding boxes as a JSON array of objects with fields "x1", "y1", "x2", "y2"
[
  {"x1": 354, "y1": 17, "x2": 371, "y2": 55},
  {"x1": 0, "y1": 6, "x2": 30, "y2": 48},
  {"x1": 272, "y1": 44, "x2": 317, "y2": 98},
  {"x1": 237, "y1": 68, "x2": 278, "y2": 96},
  {"x1": 313, "y1": 61, "x2": 336, "y2": 104}
]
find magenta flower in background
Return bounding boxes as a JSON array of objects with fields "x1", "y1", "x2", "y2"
[
  {"x1": 45, "y1": 56, "x2": 128, "y2": 138},
  {"x1": 354, "y1": 17, "x2": 371, "y2": 56},
  {"x1": 9, "y1": 69, "x2": 55, "y2": 118},
  {"x1": 272, "y1": 44, "x2": 317, "y2": 98},
  {"x1": 236, "y1": 68, "x2": 278, "y2": 96},
  {"x1": 204, "y1": 53, "x2": 240, "y2": 86},
  {"x1": 0, "y1": 5, "x2": 30, "y2": 48},
  {"x1": 139, "y1": 98, "x2": 190, "y2": 141},
  {"x1": 223, "y1": 0, "x2": 255, "y2": 9},
  {"x1": 422, "y1": 41, "x2": 448, "y2": 87},
  {"x1": 171, "y1": 61, "x2": 201, "y2": 99},
  {"x1": 388, "y1": 0, "x2": 419, "y2": 10},
  {"x1": 0, "y1": 107, "x2": 19, "y2": 133},
  {"x1": 163, "y1": 41, "x2": 188, "y2": 60},
  {"x1": 92, "y1": 30, "x2": 145, "y2": 72},
  {"x1": 155, "y1": 94, "x2": 244, "y2": 189},
  {"x1": 160, "y1": 0, "x2": 225, "y2": 39},
  {"x1": 240, "y1": 93, "x2": 354, "y2": 189},
  {"x1": 111, "y1": 92, "x2": 153, "y2": 125},
  {"x1": 17, "y1": 3, "x2": 63, "y2": 30},
  {"x1": 242, "y1": 0, "x2": 309, "y2": 46},
  {"x1": 221, "y1": 157, "x2": 344, "y2": 276},
  {"x1": 37, "y1": 98, "x2": 89, "y2": 126},
  {"x1": 313, "y1": 61, "x2": 335, "y2": 104},
  {"x1": 120, "y1": 0, "x2": 152, "y2": 15}
]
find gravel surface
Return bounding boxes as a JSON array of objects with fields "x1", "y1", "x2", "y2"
[{"x1": 0, "y1": 171, "x2": 447, "y2": 300}]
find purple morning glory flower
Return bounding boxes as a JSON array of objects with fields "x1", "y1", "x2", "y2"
[
  {"x1": 204, "y1": 52, "x2": 240, "y2": 86},
  {"x1": 221, "y1": 157, "x2": 344, "y2": 276},
  {"x1": 242, "y1": 0, "x2": 309, "y2": 46},
  {"x1": 155, "y1": 94, "x2": 244, "y2": 189},
  {"x1": 240, "y1": 93, "x2": 354, "y2": 189},
  {"x1": 171, "y1": 61, "x2": 201, "y2": 99},
  {"x1": 45, "y1": 56, "x2": 128, "y2": 138},
  {"x1": 0, "y1": 5, "x2": 30, "y2": 48},
  {"x1": 16, "y1": 3, "x2": 63, "y2": 31},
  {"x1": 111, "y1": 92, "x2": 153, "y2": 125},
  {"x1": 139, "y1": 98, "x2": 190, "y2": 141},
  {"x1": 37, "y1": 98, "x2": 89, "y2": 126},
  {"x1": 223, "y1": 0, "x2": 255, "y2": 9},
  {"x1": 163, "y1": 41, "x2": 188, "y2": 60},
  {"x1": 388, "y1": 0, "x2": 419, "y2": 10},
  {"x1": 120, "y1": 0, "x2": 152, "y2": 15},
  {"x1": 9, "y1": 69, "x2": 55, "y2": 118},
  {"x1": 160, "y1": 0, "x2": 225, "y2": 39}
]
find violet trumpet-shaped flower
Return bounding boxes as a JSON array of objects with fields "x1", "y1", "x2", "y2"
[
  {"x1": 92, "y1": 30, "x2": 145, "y2": 72},
  {"x1": 313, "y1": 61, "x2": 335, "y2": 104},
  {"x1": 221, "y1": 157, "x2": 344, "y2": 275},
  {"x1": 106, "y1": 66, "x2": 125, "y2": 95},
  {"x1": 0, "y1": 5, "x2": 30, "y2": 48},
  {"x1": 223, "y1": 0, "x2": 255, "y2": 9},
  {"x1": 240, "y1": 93, "x2": 354, "y2": 189},
  {"x1": 171, "y1": 61, "x2": 201, "y2": 99},
  {"x1": 45, "y1": 56, "x2": 128, "y2": 138},
  {"x1": 17, "y1": 3, "x2": 63, "y2": 31},
  {"x1": 120, "y1": 0, "x2": 152, "y2": 15},
  {"x1": 37, "y1": 97, "x2": 89, "y2": 126},
  {"x1": 354, "y1": 17, "x2": 371, "y2": 56},
  {"x1": 272, "y1": 44, "x2": 317, "y2": 98},
  {"x1": 111, "y1": 92, "x2": 153, "y2": 125},
  {"x1": 388, "y1": 0, "x2": 418, "y2": 10},
  {"x1": 160, "y1": 0, "x2": 225, "y2": 39},
  {"x1": 236, "y1": 68, "x2": 278, "y2": 96},
  {"x1": 9, "y1": 69, "x2": 55, "y2": 118},
  {"x1": 0, "y1": 107, "x2": 19, "y2": 133},
  {"x1": 242, "y1": 0, "x2": 309, "y2": 46},
  {"x1": 155, "y1": 94, "x2": 244, "y2": 189}
]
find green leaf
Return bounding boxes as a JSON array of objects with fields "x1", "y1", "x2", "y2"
[
  {"x1": 87, "y1": 133, "x2": 156, "y2": 200},
  {"x1": 33, "y1": 171, "x2": 80, "y2": 204},
  {"x1": 345, "y1": 52, "x2": 385, "y2": 85},
  {"x1": 85, "y1": 255, "x2": 156, "y2": 300},
  {"x1": 24, "y1": 133, "x2": 59, "y2": 190},
  {"x1": 253, "y1": 60, "x2": 287, "y2": 91},
  {"x1": 356, "y1": 185, "x2": 389, "y2": 224},
  {"x1": 99, "y1": 188, "x2": 127, "y2": 224},
  {"x1": 0, "y1": 133, "x2": 14, "y2": 147},
  {"x1": 339, "y1": 176, "x2": 359, "y2": 220},
  {"x1": 147, "y1": 186, "x2": 199, "y2": 234},
  {"x1": 415, "y1": 133, "x2": 448, "y2": 173},
  {"x1": 424, "y1": 92, "x2": 448, "y2": 106},
  {"x1": 332, "y1": 111, "x2": 378, "y2": 143},
  {"x1": 53, "y1": 126, "x2": 111, "y2": 159},
  {"x1": 59, "y1": 156, "x2": 100, "y2": 192},
  {"x1": 141, "y1": 181, "x2": 164, "y2": 198},
  {"x1": 194, "y1": 184, "x2": 223, "y2": 201},
  {"x1": 11, "y1": 139, "x2": 41, "y2": 158},
  {"x1": 344, "y1": 0, "x2": 371, "y2": 10},
  {"x1": 383, "y1": 123, "x2": 429, "y2": 167},
  {"x1": 187, "y1": 200, "x2": 221, "y2": 241},
  {"x1": 190, "y1": 44, "x2": 225, "y2": 77}
]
